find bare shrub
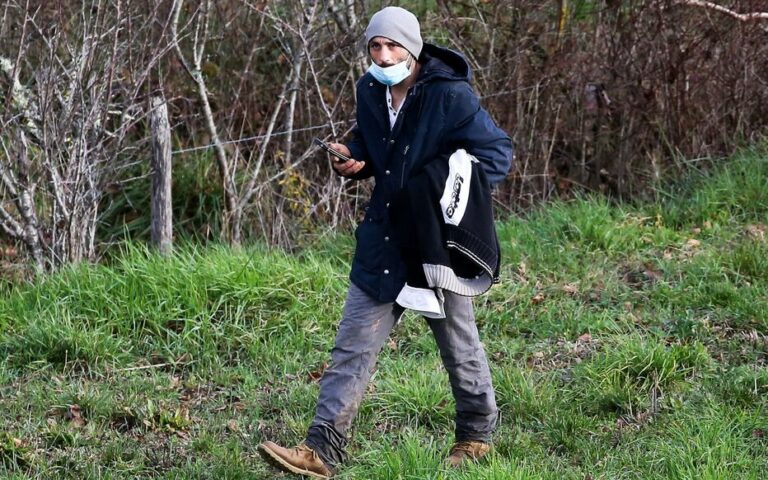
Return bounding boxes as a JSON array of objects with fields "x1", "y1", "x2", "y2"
[
  {"x1": 0, "y1": 1, "x2": 169, "y2": 269},
  {"x1": 434, "y1": 0, "x2": 768, "y2": 207},
  {"x1": 2, "y1": 0, "x2": 767, "y2": 270}
]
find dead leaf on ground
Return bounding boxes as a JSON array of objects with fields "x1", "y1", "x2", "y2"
[
  {"x1": 684, "y1": 238, "x2": 701, "y2": 249},
  {"x1": 513, "y1": 262, "x2": 529, "y2": 284},
  {"x1": 643, "y1": 263, "x2": 663, "y2": 281},
  {"x1": 562, "y1": 283, "x2": 579, "y2": 295},
  {"x1": 527, "y1": 351, "x2": 545, "y2": 368},
  {"x1": 66, "y1": 404, "x2": 86, "y2": 427},
  {"x1": 307, "y1": 362, "x2": 328, "y2": 383},
  {"x1": 531, "y1": 293, "x2": 545, "y2": 304},
  {"x1": 746, "y1": 224, "x2": 766, "y2": 241}
]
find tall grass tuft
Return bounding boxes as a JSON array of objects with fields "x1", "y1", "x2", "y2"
[{"x1": 0, "y1": 243, "x2": 347, "y2": 372}]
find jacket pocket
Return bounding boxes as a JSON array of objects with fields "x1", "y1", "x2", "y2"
[{"x1": 353, "y1": 217, "x2": 386, "y2": 272}]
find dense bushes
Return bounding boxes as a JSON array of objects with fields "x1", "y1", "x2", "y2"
[{"x1": 1, "y1": 0, "x2": 766, "y2": 267}]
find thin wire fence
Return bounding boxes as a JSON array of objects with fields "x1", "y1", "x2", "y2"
[
  {"x1": 171, "y1": 121, "x2": 351, "y2": 155},
  {"x1": 169, "y1": 84, "x2": 544, "y2": 156}
]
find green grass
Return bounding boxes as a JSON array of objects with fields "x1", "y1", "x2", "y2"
[{"x1": 1, "y1": 149, "x2": 768, "y2": 478}]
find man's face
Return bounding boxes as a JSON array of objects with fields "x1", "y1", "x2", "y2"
[{"x1": 368, "y1": 36, "x2": 410, "y2": 67}]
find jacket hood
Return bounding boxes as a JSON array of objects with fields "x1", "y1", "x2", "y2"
[{"x1": 416, "y1": 43, "x2": 472, "y2": 85}]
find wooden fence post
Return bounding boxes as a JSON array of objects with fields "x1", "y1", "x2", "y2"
[{"x1": 150, "y1": 96, "x2": 172, "y2": 254}]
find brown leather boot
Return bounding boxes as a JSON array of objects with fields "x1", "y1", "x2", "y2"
[
  {"x1": 258, "y1": 441, "x2": 334, "y2": 479},
  {"x1": 444, "y1": 440, "x2": 491, "y2": 468}
]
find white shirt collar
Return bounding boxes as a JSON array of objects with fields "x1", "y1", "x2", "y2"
[{"x1": 385, "y1": 87, "x2": 399, "y2": 129}]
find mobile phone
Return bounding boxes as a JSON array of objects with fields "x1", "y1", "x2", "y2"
[{"x1": 313, "y1": 138, "x2": 351, "y2": 163}]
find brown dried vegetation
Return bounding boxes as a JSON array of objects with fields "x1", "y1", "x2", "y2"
[{"x1": 1, "y1": 1, "x2": 767, "y2": 269}]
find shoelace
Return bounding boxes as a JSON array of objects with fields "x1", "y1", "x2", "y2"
[
  {"x1": 297, "y1": 444, "x2": 327, "y2": 465},
  {"x1": 297, "y1": 445, "x2": 317, "y2": 457}
]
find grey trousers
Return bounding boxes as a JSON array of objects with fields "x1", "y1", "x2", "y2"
[{"x1": 305, "y1": 283, "x2": 498, "y2": 467}]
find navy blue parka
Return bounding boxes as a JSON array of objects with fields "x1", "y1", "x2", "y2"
[{"x1": 344, "y1": 43, "x2": 513, "y2": 302}]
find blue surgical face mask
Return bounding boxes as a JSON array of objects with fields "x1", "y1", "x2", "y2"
[{"x1": 367, "y1": 56, "x2": 412, "y2": 86}]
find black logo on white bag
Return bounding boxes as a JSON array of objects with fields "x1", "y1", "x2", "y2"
[{"x1": 445, "y1": 173, "x2": 464, "y2": 218}]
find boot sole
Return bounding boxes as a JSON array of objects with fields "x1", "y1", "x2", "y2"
[{"x1": 258, "y1": 444, "x2": 332, "y2": 479}]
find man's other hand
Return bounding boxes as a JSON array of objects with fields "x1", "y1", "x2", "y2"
[{"x1": 328, "y1": 143, "x2": 366, "y2": 176}]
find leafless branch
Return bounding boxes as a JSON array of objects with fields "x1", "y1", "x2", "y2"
[
  {"x1": 171, "y1": 0, "x2": 238, "y2": 243},
  {"x1": 674, "y1": 0, "x2": 768, "y2": 22},
  {"x1": 237, "y1": 78, "x2": 289, "y2": 210}
]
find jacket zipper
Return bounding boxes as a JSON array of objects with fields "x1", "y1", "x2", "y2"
[
  {"x1": 392, "y1": 88, "x2": 418, "y2": 188},
  {"x1": 400, "y1": 145, "x2": 410, "y2": 188}
]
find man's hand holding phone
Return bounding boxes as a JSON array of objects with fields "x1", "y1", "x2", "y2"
[{"x1": 314, "y1": 138, "x2": 366, "y2": 176}]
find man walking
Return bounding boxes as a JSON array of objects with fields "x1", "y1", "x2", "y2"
[{"x1": 259, "y1": 6, "x2": 513, "y2": 478}]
